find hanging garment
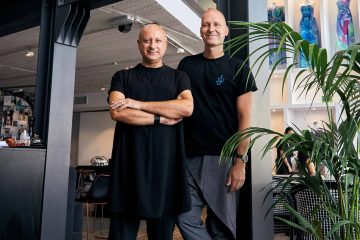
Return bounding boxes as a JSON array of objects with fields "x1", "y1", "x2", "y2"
[
  {"x1": 336, "y1": 0, "x2": 355, "y2": 50},
  {"x1": 268, "y1": 4, "x2": 286, "y2": 66},
  {"x1": 299, "y1": 4, "x2": 321, "y2": 67}
]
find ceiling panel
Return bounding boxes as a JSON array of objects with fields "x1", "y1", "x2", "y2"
[{"x1": 0, "y1": 0, "x2": 203, "y2": 94}]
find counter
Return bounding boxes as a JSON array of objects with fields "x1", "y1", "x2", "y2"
[{"x1": 0, "y1": 147, "x2": 46, "y2": 239}]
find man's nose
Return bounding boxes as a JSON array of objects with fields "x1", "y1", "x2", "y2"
[
  {"x1": 150, "y1": 41, "x2": 156, "y2": 48},
  {"x1": 208, "y1": 24, "x2": 215, "y2": 32}
]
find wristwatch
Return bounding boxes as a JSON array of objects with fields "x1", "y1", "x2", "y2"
[{"x1": 235, "y1": 153, "x2": 249, "y2": 163}]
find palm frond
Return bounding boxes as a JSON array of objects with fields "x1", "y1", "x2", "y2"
[{"x1": 221, "y1": 21, "x2": 360, "y2": 239}]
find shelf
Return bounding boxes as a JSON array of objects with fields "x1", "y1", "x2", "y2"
[
  {"x1": 270, "y1": 105, "x2": 286, "y2": 110},
  {"x1": 287, "y1": 107, "x2": 336, "y2": 130},
  {"x1": 269, "y1": 68, "x2": 287, "y2": 74},
  {"x1": 287, "y1": 102, "x2": 336, "y2": 110}
]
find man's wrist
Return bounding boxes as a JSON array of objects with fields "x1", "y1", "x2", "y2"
[
  {"x1": 235, "y1": 153, "x2": 248, "y2": 163},
  {"x1": 154, "y1": 114, "x2": 160, "y2": 125}
]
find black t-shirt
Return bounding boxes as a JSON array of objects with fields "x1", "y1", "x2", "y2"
[
  {"x1": 178, "y1": 53, "x2": 258, "y2": 156},
  {"x1": 275, "y1": 141, "x2": 293, "y2": 174},
  {"x1": 108, "y1": 64, "x2": 191, "y2": 218}
]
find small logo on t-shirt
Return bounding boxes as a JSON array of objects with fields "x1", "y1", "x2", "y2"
[{"x1": 216, "y1": 75, "x2": 225, "y2": 86}]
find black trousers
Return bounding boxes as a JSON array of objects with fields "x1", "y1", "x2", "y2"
[{"x1": 108, "y1": 214, "x2": 175, "y2": 240}]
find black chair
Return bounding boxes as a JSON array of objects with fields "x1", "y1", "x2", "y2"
[
  {"x1": 85, "y1": 174, "x2": 110, "y2": 239},
  {"x1": 291, "y1": 181, "x2": 338, "y2": 240},
  {"x1": 272, "y1": 176, "x2": 294, "y2": 239}
]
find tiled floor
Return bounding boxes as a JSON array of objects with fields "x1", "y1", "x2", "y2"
[{"x1": 81, "y1": 205, "x2": 291, "y2": 240}]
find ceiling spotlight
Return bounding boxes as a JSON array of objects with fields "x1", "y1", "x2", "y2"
[
  {"x1": 113, "y1": 61, "x2": 118, "y2": 65},
  {"x1": 176, "y1": 48, "x2": 185, "y2": 54},
  {"x1": 312, "y1": 108, "x2": 316, "y2": 110},
  {"x1": 111, "y1": 15, "x2": 134, "y2": 33},
  {"x1": 100, "y1": 87, "x2": 106, "y2": 91},
  {"x1": 25, "y1": 49, "x2": 34, "y2": 57},
  {"x1": 272, "y1": 109, "x2": 276, "y2": 112}
]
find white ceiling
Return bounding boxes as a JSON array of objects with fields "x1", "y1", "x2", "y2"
[{"x1": 0, "y1": 0, "x2": 204, "y2": 94}]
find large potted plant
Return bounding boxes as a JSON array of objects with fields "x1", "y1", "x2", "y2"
[{"x1": 220, "y1": 21, "x2": 360, "y2": 239}]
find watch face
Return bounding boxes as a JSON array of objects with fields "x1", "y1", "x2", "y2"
[{"x1": 236, "y1": 153, "x2": 248, "y2": 162}]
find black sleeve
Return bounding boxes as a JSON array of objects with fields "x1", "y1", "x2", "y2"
[
  {"x1": 297, "y1": 151, "x2": 309, "y2": 164},
  {"x1": 235, "y1": 61, "x2": 258, "y2": 96},
  {"x1": 177, "y1": 58, "x2": 185, "y2": 71},
  {"x1": 108, "y1": 70, "x2": 126, "y2": 95},
  {"x1": 177, "y1": 70, "x2": 191, "y2": 95}
]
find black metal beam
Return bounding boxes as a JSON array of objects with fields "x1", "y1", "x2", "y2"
[
  {"x1": 36, "y1": 0, "x2": 90, "y2": 239},
  {"x1": 0, "y1": 0, "x2": 42, "y2": 37},
  {"x1": 217, "y1": 0, "x2": 249, "y2": 62},
  {"x1": 216, "y1": 1, "x2": 252, "y2": 239}
]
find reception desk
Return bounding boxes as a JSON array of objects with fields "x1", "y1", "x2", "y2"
[{"x1": 0, "y1": 147, "x2": 46, "y2": 239}]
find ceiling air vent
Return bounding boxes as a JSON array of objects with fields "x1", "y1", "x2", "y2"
[{"x1": 74, "y1": 96, "x2": 87, "y2": 105}]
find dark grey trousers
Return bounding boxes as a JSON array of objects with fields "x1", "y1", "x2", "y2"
[
  {"x1": 108, "y1": 214, "x2": 175, "y2": 240},
  {"x1": 176, "y1": 156, "x2": 236, "y2": 240}
]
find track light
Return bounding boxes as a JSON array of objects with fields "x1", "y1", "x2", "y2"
[
  {"x1": 176, "y1": 48, "x2": 185, "y2": 54},
  {"x1": 25, "y1": 49, "x2": 34, "y2": 57}
]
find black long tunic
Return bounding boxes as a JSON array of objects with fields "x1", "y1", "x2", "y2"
[{"x1": 108, "y1": 64, "x2": 191, "y2": 218}]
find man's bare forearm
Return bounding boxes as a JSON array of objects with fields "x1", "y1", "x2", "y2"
[
  {"x1": 110, "y1": 108, "x2": 155, "y2": 126},
  {"x1": 110, "y1": 90, "x2": 194, "y2": 119},
  {"x1": 140, "y1": 99, "x2": 193, "y2": 118}
]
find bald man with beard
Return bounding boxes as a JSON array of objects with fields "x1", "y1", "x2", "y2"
[{"x1": 108, "y1": 23, "x2": 193, "y2": 240}]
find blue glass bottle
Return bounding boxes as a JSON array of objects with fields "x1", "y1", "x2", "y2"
[{"x1": 336, "y1": 0, "x2": 355, "y2": 50}]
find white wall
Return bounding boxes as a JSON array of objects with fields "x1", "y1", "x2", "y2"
[
  {"x1": 78, "y1": 111, "x2": 115, "y2": 165},
  {"x1": 248, "y1": 0, "x2": 274, "y2": 239}
]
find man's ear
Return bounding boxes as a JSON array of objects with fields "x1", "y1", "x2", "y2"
[{"x1": 225, "y1": 25, "x2": 229, "y2": 37}]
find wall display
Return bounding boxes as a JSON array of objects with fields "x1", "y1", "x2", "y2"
[
  {"x1": 0, "y1": 91, "x2": 34, "y2": 144},
  {"x1": 268, "y1": 2, "x2": 287, "y2": 67},
  {"x1": 336, "y1": 0, "x2": 355, "y2": 49},
  {"x1": 266, "y1": 0, "x2": 360, "y2": 166},
  {"x1": 267, "y1": 0, "x2": 360, "y2": 129}
]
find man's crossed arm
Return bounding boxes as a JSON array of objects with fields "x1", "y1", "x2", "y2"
[{"x1": 108, "y1": 90, "x2": 193, "y2": 126}]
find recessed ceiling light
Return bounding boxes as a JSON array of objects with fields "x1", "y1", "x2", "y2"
[
  {"x1": 100, "y1": 87, "x2": 106, "y2": 91},
  {"x1": 312, "y1": 108, "x2": 316, "y2": 110},
  {"x1": 113, "y1": 61, "x2": 118, "y2": 65},
  {"x1": 25, "y1": 49, "x2": 34, "y2": 57},
  {"x1": 272, "y1": 109, "x2": 276, "y2": 112},
  {"x1": 176, "y1": 48, "x2": 185, "y2": 54}
]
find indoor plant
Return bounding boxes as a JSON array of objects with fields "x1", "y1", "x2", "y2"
[{"x1": 220, "y1": 21, "x2": 360, "y2": 239}]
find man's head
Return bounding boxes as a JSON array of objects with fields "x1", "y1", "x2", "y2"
[
  {"x1": 137, "y1": 23, "x2": 167, "y2": 66},
  {"x1": 200, "y1": 8, "x2": 229, "y2": 48},
  {"x1": 285, "y1": 127, "x2": 294, "y2": 135}
]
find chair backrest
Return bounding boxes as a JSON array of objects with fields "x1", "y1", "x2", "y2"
[
  {"x1": 86, "y1": 174, "x2": 110, "y2": 204},
  {"x1": 291, "y1": 181, "x2": 338, "y2": 240}
]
